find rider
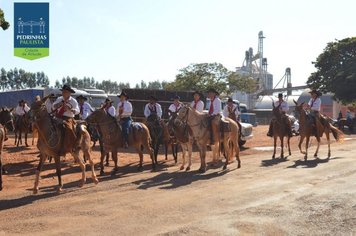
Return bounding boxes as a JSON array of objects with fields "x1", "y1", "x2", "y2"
[
  {"x1": 223, "y1": 98, "x2": 240, "y2": 121},
  {"x1": 15, "y1": 99, "x2": 30, "y2": 127},
  {"x1": 168, "y1": 95, "x2": 183, "y2": 117},
  {"x1": 44, "y1": 94, "x2": 57, "y2": 114},
  {"x1": 207, "y1": 88, "x2": 221, "y2": 145},
  {"x1": 102, "y1": 98, "x2": 116, "y2": 118},
  {"x1": 76, "y1": 95, "x2": 94, "y2": 120},
  {"x1": 306, "y1": 89, "x2": 323, "y2": 135},
  {"x1": 117, "y1": 91, "x2": 132, "y2": 148},
  {"x1": 144, "y1": 95, "x2": 162, "y2": 119},
  {"x1": 267, "y1": 93, "x2": 292, "y2": 137},
  {"x1": 52, "y1": 85, "x2": 80, "y2": 154},
  {"x1": 190, "y1": 91, "x2": 204, "y2": 112}
]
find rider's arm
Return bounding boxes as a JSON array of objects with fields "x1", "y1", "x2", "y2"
[{"x1": 157, "y1": 104, "x2": 162, "y2": 118}]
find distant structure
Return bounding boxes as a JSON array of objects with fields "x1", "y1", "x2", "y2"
[{"x1": 233, "y1": 31, "x2": 273, "y2": 109}]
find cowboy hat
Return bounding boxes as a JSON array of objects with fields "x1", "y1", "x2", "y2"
[
  {"x1": 192, "y1": 91, "x2": 202, "y2": 97},
  {"x1": 172, "y1": 95, "x2": 180, "y2": 100},
  {"x1": 18, "y1": 99, "x2": 26, "y2": 103},
  {"x1": 207, "y1": 88, "x2": 219, "y2": 95},
  {"x1": 76, "y1": 95, "x2": 87, "y2": 101},
  {"x1": 60, "y1": 84, "x2": 75, "y2": 93},
  {"x1": 117, "y1": 91, "x2": 129, "y2": 99},
  {"x1": 227, "y1": 97, "x2": 233, "y2": 103},
  {"x1": 309, "y1": 89, "x2": 322, "y2": 97},
  {"x1": 149, "y1": 95, "x2": 158, "y2": 101},
  {"x1": 104, "y1": 98, "x2": 113, "y2": 103},
  {"x1": 278, "y1": 93, "x2": 283, "y2": 98},
  {"x1": 48, "y1": 93, "x2": 56, "y2": 98}
]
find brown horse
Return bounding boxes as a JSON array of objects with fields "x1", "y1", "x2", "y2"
[
  {"x1": 167, "y1": 112, "x2": 193, "y2": 171},
  {"x1": 293, "y1": 100, "x2": 343, "y2": 160},
  {"x1": 270, "y1": 103, "x2": 292, "y2": 159},
  {"x1": 86, "y1": 109, "x2": 155, "y2": 175},
  {"x1": 0, "y1": 108, "x2": 15, "y2": 133},
  {"x1": 177, "y1": 105, "x2": 240, "y2": 172},
  {"x1": 14, "y1": 113, "x2": 31, "y2": 147},
  {"x1": 31, "y1": 100, "x2": 98, "y2": 194},
  {"x1": 0, "y1": 125, "x2": 4, "y2": 191}
]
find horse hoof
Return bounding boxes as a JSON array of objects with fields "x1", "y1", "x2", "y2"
[
  {"x1": 186, "y1": 166, "x2": 191, "y2": 171},
  {"x1": 314, "y1": 154, "x2": 318, "y2": 158},
  {"x1": 237, "y1": 163, "x2": 241, "y2": 169},
  {"x1": 280, "y1": 155, "x2": 284, "y2": 159},
  {"x1": 180, "y1": 166, "x2": 184, "y2": 170},
  {"x1": 105, "y1": 163, "x2": 109, "y2": 167},
  {"x1": 199, "y1": 168, "x2": 206, "y2": 173},
  {"x1": 100, "y1": 171, "x2": 105, "y2": 176},
  {"x1": 93, "y1": 178, "x2": 99, "y2": 185},
  {"x1": 272, "y1": 156, "x2": 275, "y2": 159},
  {"x1": 57, "y1": 187, "x2": 62, "y2": 193},
  {"x1": 289, "y1": 152, "x2": 292, "y2": 156},
  {"x1": 137, "y1": 166, "x2": 143, "y2": 172},
  {"x1": 223, "y1": 165, "x2": 227, "y2": 170},
  {"x1": 33, "y1": 188, "x2": 38, "y2": 194},
  {"x1": 79, "y1": 180, "x2": 85, "y2": 187}
]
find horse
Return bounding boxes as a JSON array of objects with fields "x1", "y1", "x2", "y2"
[
  {"x1": 167, "y1": 112, "x2": 193, "y2": 171},
  {"x1": 30, "y1": 100, "x2": 98, "y2": 194},
  {"x1": 145, "y1": 114, "x2": 170, "y2": 164},
  {"x1": 86, "y1": 109, "x2": 155, "y2": 175},
  {"x1": 177, "y1": 105, "x2": 240, "y2": 172},
  {"x1": 293, "y1": 100, "x2": 343, "y2": 160},
  {"x1": 14, "y1": 112, "x2": 32, "y2": 147},
  {"x1": 0, "y1": 107, "x2": 15, "y2": 134},
  {"x1": 0, "y1": 125, "x2": 5, "y2": 191},
  {"x1": 270, "y1": 103, "x2": 292, "y2": 159}
]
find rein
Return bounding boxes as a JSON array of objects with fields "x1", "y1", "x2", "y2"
[{"x1": 183, "y1": 107, "x2": 201, "y2": 128}]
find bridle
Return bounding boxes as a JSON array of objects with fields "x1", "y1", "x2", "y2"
[{"x1": 178, "y1": 106, "x2": 201, "y2": 128}]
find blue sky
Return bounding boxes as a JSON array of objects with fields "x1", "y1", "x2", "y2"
[{"x1": 0, "y1": 0, "x2": 355, "y2": 88}]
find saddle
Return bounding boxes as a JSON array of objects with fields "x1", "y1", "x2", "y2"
[{"x1": 220, "y1": 119, "x2": 231, "y2": 133}]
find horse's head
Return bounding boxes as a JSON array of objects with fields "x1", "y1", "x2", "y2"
[
  {"x1": 30, "y1": 100, "x2": 47, "y2": 121},
  {"x1": 293, "y1": 100, "x2": 305, "y2": 119},
  {"x1": 0, "y1": 107, "x2": 15, "y2": 131},
  {"x1": 176, "y1": 105, "x2": 189, "y2": 122},
  {"x1": 85, "y1": 109, "x2": 106, "y2": 124},
  {"x1": 272, "y1": 102, "x2": 282, "y2": 119}
]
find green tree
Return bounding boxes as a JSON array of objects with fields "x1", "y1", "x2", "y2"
[
  {"x1": 54, "y1": 80, "x2": 61, "y2": 88},
  {"x1": 307, "y1": 37, "x2": 356, "y2": 103},
  {"x1": 166, "y1": 63, "x2": 230, "y2": 93},
  {"x1": 147, "y1": 80, "x2": 162, "y2": 89},
  {"x1": 227, "y1": 73, "x2": 258, "y2": 94},
  {"x1": 0, "y1": 9, "x2": 9, "y2": 30},
  {"x1": 1, "y1": 68, "x2": 8, "y2": 90}
]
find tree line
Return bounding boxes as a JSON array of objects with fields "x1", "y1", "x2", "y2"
[{"x1": 0, "y1": 68, "x2": 49, "y2": 91}]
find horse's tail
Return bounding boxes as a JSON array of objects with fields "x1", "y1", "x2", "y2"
[{"x1": 329, "y1": 123, "x2": 344, "y2": 142}]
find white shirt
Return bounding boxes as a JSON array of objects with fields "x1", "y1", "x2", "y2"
[
  {"x1": 308, "y1": 97, "x2": 321, "y2": 112},
  {"x1": 45, "y1": 99, "x2": 54, "y2": 114},
  {"x1": 168, "y1": 103, "x2": 183, "y2": 113},
  {"x1": 144, "y1": 103, "x2": 162, "y2": 118},
  {"x1": 105, "y1": 105, "x2": 116, "y2": 117},
  {"x1": 79, "y1": 102, "x2": 94, "y2": 120},
  {"x1": 223, "y1": 104, "x2": 240, "y2": 118},
  {"x1": 15, "y1": 104, "x2": 30, "y2": 116},
  {"x1": 52, "y1": 96, "x2": 80, "y2": 118},
  {"x1": 274, "y1": 100, "x2": 289, "y2": 112},
  {"x1": 208, "y1": 96, "x2": 221, "y2": 115},
  {"x1": 116, "y1": 100, "x2": 133, "y2": 118},
  {"x1": 190, "y1": 100, "x2": 204, "y2": 112}
]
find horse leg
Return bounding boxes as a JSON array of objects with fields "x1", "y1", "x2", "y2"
[
  {"x1": 165, "y1": 143, "x2": 168, "y2": 160},
  {"x1": 105, "y1": 153, "x2": 110, "y2": 166},
  {"x1": 25, "y1": 132, "x2": 29, "y2": 147},
  {"x1": 0, "y1": 154, "x2": 2, "y2": 191},
  {"x1": 304, "y1": 136, "x2": 310, "y2": 161},
  {"x1": 235, "y1": 139, "x2": 241, "y2": 169},
  {"x1": 314, "y1": 135, "x2": 321, "y2": 158},
  {"x1": 33, "y1": 153, "x2": 46, "y2": 194},
  {"x1": 222, "y1": 138, "x2": 229, "y2": 170},
  {"x1": 111, "y1": 151, "x2": 119, "y2": 175},
  {"x1": 198, "y1": 143, "x2": 207, "y2": 173},
  {"x1": 180, "y1": 143, "x2": 186, "y2": 170},
  {"x1": 280, "y1": 136, "x2": 284, "y2": 159},
  {"x1": 173, "y1": 144, "x2": 178, "y2": 164},
  {"x1": 99, "y1": 150, "x2": 107, "y2": 176},
  {"x1": 272, "y1": 135, "x2": 277, "y2": 159},
  {"x1": 298, "y1": 135, "x2": 306, "y2": 154},
  {"x1": 325, "y1": 130, "x2": 331, "y2": 158},
  {"x1": 72, "y1": 149, "x2": 86, "y2": 187},
  {"x1": 287, "y1": 136, "x2": 291, "y2": 156},
  {"x1": 54, "y1": 155, "x2": 63, "y2": 193},
  {"x1": 136, "y1": 145, "x2": 144, "y2": 172},
  {"x1": 186, "y1": 141, "x2": 193, "y2": 171},
  {"x1": 83, "y1": 148, "x2": 99, "y2": 185}
]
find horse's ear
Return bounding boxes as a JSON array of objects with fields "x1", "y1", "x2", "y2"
[
  {"x1": 10, "y1": 108, "x2": 14, "y2": 112},
  {"x1": 293, "y1": 99, "x2": 298, "y2": 105}
]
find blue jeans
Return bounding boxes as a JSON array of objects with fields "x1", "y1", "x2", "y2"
[{"x1": 120, "y1": 117, "x2": 132, "y2": 144}]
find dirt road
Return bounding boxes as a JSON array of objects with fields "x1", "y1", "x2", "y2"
[{"x1": 0, "y1": 128, "x2": 355, "y2": 235}]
